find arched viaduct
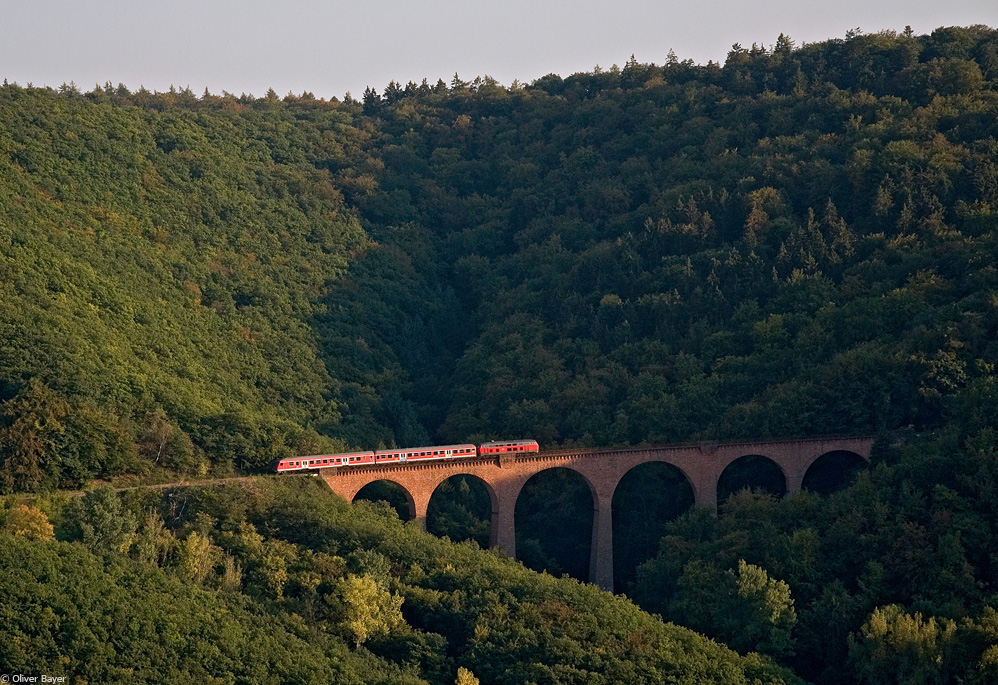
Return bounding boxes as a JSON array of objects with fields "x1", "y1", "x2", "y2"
[{"x1": 320, "y1": 436, "x2": 873, "y2": 591}]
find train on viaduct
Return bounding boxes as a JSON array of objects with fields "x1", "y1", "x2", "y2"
[{"x1": 300, "y1": 436, "x2": 873, "y2": 591}]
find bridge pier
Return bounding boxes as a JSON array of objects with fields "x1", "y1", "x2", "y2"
[
  {"x1": 493, "y1": 489, "x2": 517, "y2": 558},
  {"x1": 693, "y1": 473, "x2": 719, "y2": 515},
  {"x1": 412, "y1": 497, "x2": 429, "y2": 532},
  {"x1": 589, "y1": 486, "x2": 614, "y2": 591},
  {"x1": 785, "y1": 468, "x2": 806, "y2": 495}
]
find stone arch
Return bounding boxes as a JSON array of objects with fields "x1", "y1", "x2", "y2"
[
  {"x1": 425, "y1": 473, "x2": 498, "y2": 547},
  {"x1": 504, "y1": 463, "x2": 600, "y2": 508},
  {"x1": 352, "y1": 479, "x2": 417, "y2": 521},
  {"x1": 643, "y1": 458, "x2": 699, "y2": 503},
  {"x1": 514, "y1": 466, "x2": 596, "y2": 581},
  {"x1": 612, "y1": 461, "x2": 696, "y2": 593},
  {"x1": 717, "y1": 454, "x2": 788, "y2": 505},
  {"x1": 802, "y1": 450, "x2": 868, "y2": 494}
]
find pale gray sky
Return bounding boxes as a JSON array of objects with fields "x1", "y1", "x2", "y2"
[{"x1": 2, "y1": 1, "x2": 996, "y2": 100}]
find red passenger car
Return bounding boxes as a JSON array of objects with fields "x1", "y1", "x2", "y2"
[
  {"x1": 275, "y1": 450, "x2": 375, "y2": 472},
  {"x1": 375, "y1": 444, "x2": 477, "y2": 464}
]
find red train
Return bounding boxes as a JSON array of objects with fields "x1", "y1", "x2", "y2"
[{"x1": 276, "y1": 439, "x2": 539, "y2": 472}]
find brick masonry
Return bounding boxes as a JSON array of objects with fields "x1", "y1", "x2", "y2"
[{"x1": 320, "y1": 436, "x2": 874, "y2": 591}]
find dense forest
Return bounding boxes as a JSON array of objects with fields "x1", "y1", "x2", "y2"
[
  {"x1": 0, "y1": 480, "x2": 797, "y2": 684},
  {"x1": 3, "y1": 23, "x2": 998, "y2": 683}
]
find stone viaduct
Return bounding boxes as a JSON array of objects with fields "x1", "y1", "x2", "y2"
[{"x1": 320, "y1": 436, "x2": 873, "y2": 591}]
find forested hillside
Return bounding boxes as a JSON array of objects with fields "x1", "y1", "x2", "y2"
[
  {"x1": 0, "y1": 84, "x2": 384, "y2": 488},
  {"x1": 349, "y1": 26, "x2": 998, "y2": 450},
  {"x1": 0, "y1": 479, "x2": 798, "y2": 684},
  {"x1": 3, "y1": 23, "x2": 998, "y2": 684},
  {"x1": 3, "y1": 26, "x2": 998, "y2": 476}
]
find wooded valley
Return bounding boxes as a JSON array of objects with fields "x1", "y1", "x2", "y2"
[{"x1": 3, "y1": 24, "x2": 998, "y2": 683}]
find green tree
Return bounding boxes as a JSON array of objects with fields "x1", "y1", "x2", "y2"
[
  {"x1": 70, "y1": 485, "x2": 137, "y2": 555},
  {"x1": 336, "y1": 573, "x2": 405, "y2": 648},
  {"x1": 177, "y1": 531, "x2": 221, "y2": 584},
  {"x1": 2, "y1": 503, "x2": 54, "y2": 541},
  {"x1": 0, "y1": 380, "x2": 68, "y2": 492},
  {"x1": 672, "y1": 559, "x2": 797, "y2": 659},
  {"x1": 455, "y1": 666, "x2": 479, "y2": 685},
  {"x1": 133, "y1": 511, "x2": 174, "y2": 566},
  {"x1": 848, "y1": 605, "x2": 956, "y2": 685}
]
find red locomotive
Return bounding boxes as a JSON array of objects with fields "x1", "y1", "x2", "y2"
[
  {"x1": 478, "y1": 439, "x2": 541, "y2": 455},
  {"x1": 276, "y1": 439, "x2": 539, "y2": 472}
]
